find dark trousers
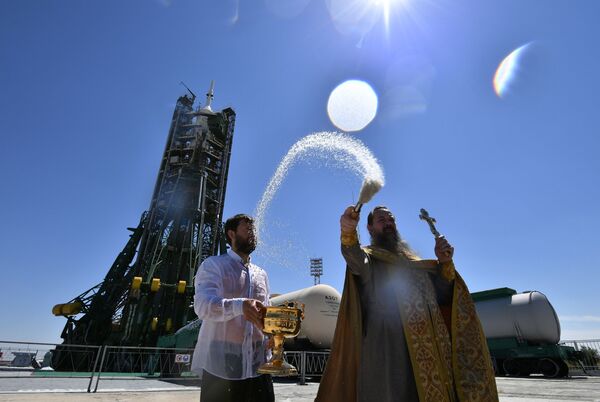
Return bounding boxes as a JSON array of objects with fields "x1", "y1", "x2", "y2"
[{"x1": 200, "y1": 369, "x2": 274, "y2": 402}]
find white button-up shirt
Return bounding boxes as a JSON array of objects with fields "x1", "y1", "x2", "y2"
[{"x1": 191, "y1": 249, "x2": 271, "y2": 380}]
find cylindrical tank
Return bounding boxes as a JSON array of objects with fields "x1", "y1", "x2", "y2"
[
  {"x1": 474, "y1": 291, "x2": 560, "y2": 344},
  {"x1": 270, "y1": 284, "x2": 341, "y2": 349}
]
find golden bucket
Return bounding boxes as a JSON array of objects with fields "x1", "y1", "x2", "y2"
[{"x1": 257, "y1": 301, "x2": 304, "y2": 376}]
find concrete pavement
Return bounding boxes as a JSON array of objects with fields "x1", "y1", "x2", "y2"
[{"x1": 0, "y1": 376, "x2": 599, "y2": 401}]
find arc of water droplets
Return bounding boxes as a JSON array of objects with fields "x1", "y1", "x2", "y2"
[{"x1": 254, "y1": 131, "x2": 385, "y2": 241}]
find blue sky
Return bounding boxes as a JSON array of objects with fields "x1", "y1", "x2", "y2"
[{"x1": 1, "y1": 0, "x2": 599, "y2": 343}]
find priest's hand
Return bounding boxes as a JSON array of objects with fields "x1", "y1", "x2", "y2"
[
  {"x1": 435, "y1": 236, "x2": 454, "y2": 263},
  {"x1": 341, "y1": 206, "x2": 359, "y2": 233},
  {"x1": 243, "y1": 299, "x2": 265, "y2": 330}
]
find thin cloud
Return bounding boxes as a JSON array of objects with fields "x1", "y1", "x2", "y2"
[
  {"x1": 561, "y1": 328, "x2": 600, "y2": 341},
  {"x1": 560, "y1": 315, "x2": 600, "y2": 323},
  {"x1": 229, "y1": 0, "x2": 240, "y2": 25}
]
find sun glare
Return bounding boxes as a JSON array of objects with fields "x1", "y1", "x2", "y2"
[
  {"x1": 370, "y1": 0, "x2": 401, "y2": 34},
  {"x1": 326, "y1": 0, "x2": 405, "y2": 38},
  {"x1": 327, "y1": 80, "x2": 379, "y2": 132}
]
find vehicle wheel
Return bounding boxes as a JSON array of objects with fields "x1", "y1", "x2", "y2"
[
  {"x1": 518, "y1": 365, "x2": 532, "y2": 377},
  {"x1": 494, "y1": 359, "x2": 506, "y2": 376},
  {"x1": 503, "y1": 359, "x2": 519, "y2": 376},
  {"x1": 556, "y1": 359, "x2": 569, "y2": 377},
  {"x1": 503, "y1": 359, "x2": 531, "y2": 377},
  {"x1": 539, "y1": 358, "x2": 560, "y2": 378}
]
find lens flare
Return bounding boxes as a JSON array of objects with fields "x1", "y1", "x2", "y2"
[
  {"x1": 493, "y1": 43, "x2": 531, "y2": 98},
  {"x1": 327, "y1": 80, "x2": 378, "y2": 132},
  {"x1": 326, "y1": 0, "x2": 406, "y2": 39}
]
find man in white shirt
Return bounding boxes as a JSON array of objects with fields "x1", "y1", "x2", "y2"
[{"x1": 192, "y1": 214, "x2": 274, "y2": 402}]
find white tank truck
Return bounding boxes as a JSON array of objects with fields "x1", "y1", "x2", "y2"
[
  {"x1": 160, "y1": 286, "x2": 580, "y2": 378},
  {"x1": 470, "y1": 287, "x2": 580, "y2": 378},
  {"x1": 156, "y1": 284, "x2": 342, "y2": 352},
  {"x1": 269, "y1": 286, "x2": 580, "y2": 378},
  {"x1": 270, "y1": 284, "x2": 341, "y2": 350}
]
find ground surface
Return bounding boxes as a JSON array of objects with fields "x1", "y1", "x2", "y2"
[{"x1": 0, "y1": 375, "x2": 599, "y2": 401}]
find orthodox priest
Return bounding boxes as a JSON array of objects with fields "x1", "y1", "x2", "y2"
[{"x1": 315, "y1": 206, "x2": 498, "y2": 402}]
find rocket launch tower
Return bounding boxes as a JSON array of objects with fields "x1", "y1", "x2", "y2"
[{"x1": 52, "y1": 83, "x2": 235, "y2": 369}]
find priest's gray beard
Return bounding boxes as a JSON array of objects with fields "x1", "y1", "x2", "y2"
[{"x1": 371, "y1": 228, "x2": 417, "y2": 258}]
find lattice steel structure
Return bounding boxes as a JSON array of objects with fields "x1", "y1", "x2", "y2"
[
  {"x1": 52, "y1": 84, "x2": 235, "y2": 369},
  {"x1": 310, "y1": 258, "x2": 323, "y2": 286}
]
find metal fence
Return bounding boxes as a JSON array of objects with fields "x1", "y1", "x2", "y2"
[
  {"x1": 0, "y1": 340, "x2": 102, "y2": 394},
  {"x1": 0, "y1": 341, "x2": 326, "y2": 393},
  {"x1": 0, "y1": 341, "x2": 200, "y2": 393},
  {"x1": 560, "y1": 339, "x2": 600, "y2": 375},
  {"x1": 90, "y1": 347, "x2": 329, "y2": 391},
  {"x1": 90, "y1": 345, "x2": 200, "y2": 392},
  {"x1": 0, "y1": 340, "x2": 101, "y2": 374},
  {"x1": 284, "y1": 350, "x2": 330, "y2": 384},
  {"x1": 3, "y1": 338, "x2": 597, "y2": 394}
]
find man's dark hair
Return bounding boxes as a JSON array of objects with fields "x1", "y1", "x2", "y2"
[
  {"x1": 224, "y1": 214, "x2": 254, "y2": 245},
  {"x1": 367, "y1": 206, "x2": 392, "y2": 226}
]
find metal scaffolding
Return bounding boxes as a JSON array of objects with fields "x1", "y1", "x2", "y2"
[{"x1": 52, "y1": 84, "x2": 235, "y2": 370}]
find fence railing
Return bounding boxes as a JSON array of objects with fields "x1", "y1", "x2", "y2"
[
  {"x1": 560, "y1": 339, "x2": 600, "y2": 375},
  {"x1": 0, "y1": 340, "x2": 101, "y2": 375},
  {"x1": 0, "y1": 340, "x2": 327, "y2": 393},
  {"x1": 3, "y1": 338, "x2": 597, "y2": 394},
  {"x1": 0, "y1": 340, "x2": 103, "y2": 394},
  {"x1": 90, "y1": 345, "x2": 199, "y2": 392},
  {"x1": 284, "y1": 350, "x2": 330, "y2": 384},
  {"x1": 0, "y1": 341, "x2": 199, "y2": 393}
]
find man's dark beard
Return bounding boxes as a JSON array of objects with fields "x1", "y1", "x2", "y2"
[
  {"x1": 235, "y1": 233, "x2": 256, "y2": 255},
  {"x1": 371, "y1": 228, "x2": 401, "y2": 253}
]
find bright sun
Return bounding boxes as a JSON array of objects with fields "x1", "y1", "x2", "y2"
[{"x1": 370, "y1": 0, "x2": 399, "y2": 33}]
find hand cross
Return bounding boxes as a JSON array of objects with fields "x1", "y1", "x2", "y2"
[{"x1": 419, "y1": 208, "x2": 441, "y2": 239}]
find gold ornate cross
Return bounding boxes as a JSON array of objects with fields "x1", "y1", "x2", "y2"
[{"x1": 419, "y1": 208, "x2": 441, "y2": 239}]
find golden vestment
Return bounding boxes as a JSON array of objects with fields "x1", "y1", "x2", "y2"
[{"x1": 315, "y1": 242, "x2": 498, "y2": 402}]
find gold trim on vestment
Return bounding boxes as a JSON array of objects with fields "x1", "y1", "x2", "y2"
[
  {"x1": 340, "y1": 230, "x2": 359, "y2": 246},
  {"x1": 316, "y1": 244, "x2": 498, "y2": 402},
  {"x1": 363, "y1": 246, "x2": 498, "y2": 402}
]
